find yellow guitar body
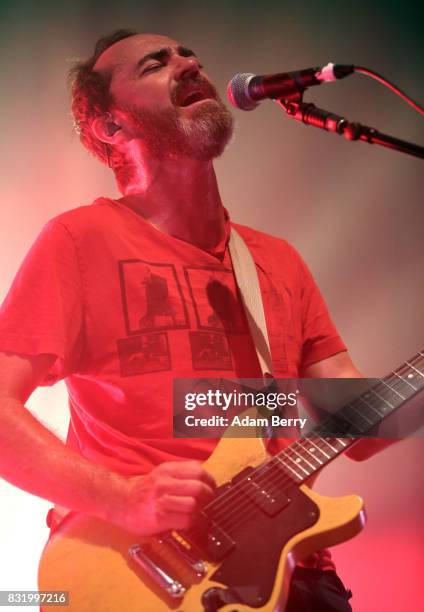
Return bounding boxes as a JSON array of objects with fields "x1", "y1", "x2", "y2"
[{"x1": 38, "y1": 436, "x2": 365, "y2": 611}]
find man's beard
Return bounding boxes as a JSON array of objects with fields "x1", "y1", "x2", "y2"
[{"x1": 126, "y1": 81, "x2": 234, "y2": 161}]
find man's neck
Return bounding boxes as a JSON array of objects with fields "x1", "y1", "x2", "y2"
[{"x1": 118, "y1": 153, "x2": 226, "y2": 252}]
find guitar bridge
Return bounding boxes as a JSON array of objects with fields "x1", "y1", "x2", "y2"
[
  {"x1": 129, "y1": 543, "x2": 186, "y2": 599},
  {"x1": 129, "y1": 533, "x2": 208, "y2": 601},
  {"x1": 158, "y1": 532, "x2": 207, "y2": 577}
]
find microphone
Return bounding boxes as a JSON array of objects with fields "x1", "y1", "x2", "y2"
[{"x1": 227, "y1": 63, "x2": 354, "y2": 111}]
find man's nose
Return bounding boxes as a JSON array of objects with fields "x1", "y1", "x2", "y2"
[{"x1": 173, "y1": 56, "x2": 201, "y2": 81}]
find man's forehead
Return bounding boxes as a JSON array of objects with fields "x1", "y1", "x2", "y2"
[{"x1": 94, "y1": 33, "x2": 182, "y2": 74}]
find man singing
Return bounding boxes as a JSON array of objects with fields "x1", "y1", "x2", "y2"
[{"x1": 0, "y1": 29, "x2": 385, "y2": 611}]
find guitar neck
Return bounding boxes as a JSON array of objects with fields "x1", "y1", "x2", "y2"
[{"x1": 268, "y1": 350, "x2": 424, "y2": 484}]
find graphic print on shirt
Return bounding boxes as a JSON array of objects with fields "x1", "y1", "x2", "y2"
[
  {"x1": 184, "y1": 266, "x2": 247, "y2": 333},
  {"x1": 189, "y1": 331, "x2": 233, "y2": 370},
  {"x1": 117, "y1": 261, "x2": 249, "y2": 375},
  {"x1": 118, "y1": 260, "x2": 189, "y2": 335},
  {"x1": 184, "y1": 266, "x2": 248, "y2": 370},
  {"x1": 116, "y1": 332, "x2": 171, "y2": 377}
]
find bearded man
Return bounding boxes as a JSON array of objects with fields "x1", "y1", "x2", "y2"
[{"x1": 0, "y1": 29, "x2": 389, "y2": 611}]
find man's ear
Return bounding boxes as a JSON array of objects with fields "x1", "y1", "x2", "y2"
[{"x1": 91, "y1": 114, "x2": 123, "y2": 144}]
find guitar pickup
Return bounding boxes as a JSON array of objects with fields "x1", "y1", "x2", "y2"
[
  {"x1": 240, "y1": 475, "x2": 291, "y2": 516},
  {"x1": 128, "y1": 543, "x2": 186, "y2": 599},
  {"x1": 207, "y1": 523, "x2": 236, "y2": 562},
  {"x1": 184, "y1": 513, "x2": 236, "y2": 563},
  {"x1": 232, "y1": 466, "x2": 291, "y2": 517}
]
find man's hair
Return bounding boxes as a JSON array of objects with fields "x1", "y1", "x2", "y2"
[{"x1": 69, "y1": 29, "x2": 138, "y2": 164}]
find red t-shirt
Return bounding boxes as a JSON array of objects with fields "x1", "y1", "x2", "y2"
[{"x1": 0, "y1": 198, "x2": 345, "y2": 568}]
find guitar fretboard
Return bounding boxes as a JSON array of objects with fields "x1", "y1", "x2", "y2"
[{"x1": 267, "y1": 350, "x2": 424, "y2": 486}]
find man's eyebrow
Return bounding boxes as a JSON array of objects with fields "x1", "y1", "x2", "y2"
[
  {"x1": 177, "y1": 46, "x2": 198, "y2": 59},
  {"x1": 135, "y1": 46, "x2": 198, "y2": 72}
]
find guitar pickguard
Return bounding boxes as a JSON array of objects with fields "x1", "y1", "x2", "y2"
[{"x1": 208, "y1": 484, "x2": 319, "y2": 608}]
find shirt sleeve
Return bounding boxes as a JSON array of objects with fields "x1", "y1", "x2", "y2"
[
  {"x1": 0, "y1": 219, "x2": 84, "y2": 385},
  {"x1": 297, "y1": 254, "x2": 347, "y2": 369}
]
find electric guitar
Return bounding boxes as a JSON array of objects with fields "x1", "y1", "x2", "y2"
[{"x1": 38, "y1": 351, "x2": 424, "y2": 611}]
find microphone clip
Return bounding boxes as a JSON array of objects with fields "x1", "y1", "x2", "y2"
[
  {"x1": 277, "y1": 95, "x2": 348, "y2": 135},
  {"x1": 275, "y1": 95, "x2": 424, "y2": 158}
]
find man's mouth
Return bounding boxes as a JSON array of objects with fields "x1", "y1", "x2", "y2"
[
  {"x1": 175, "y1": 82, "x2": 217, "y2": 107},
  {"x1": 179, "y1": 90, "x2": 212, "y2": 106}
]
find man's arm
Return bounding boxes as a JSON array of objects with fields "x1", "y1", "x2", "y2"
[
  {"x1": 0, "y1": 351, "x2": 215, "y2": 534},
  {"x1": 302, "y1": 350, "x2": 362, "y2": 379},
  {"x1": 302, "y1": 350, "x2": 395, "y2": 460}
]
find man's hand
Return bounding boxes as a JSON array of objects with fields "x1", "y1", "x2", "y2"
[{"x1": 107, "y1": 461, "x2": 216, "y2": 535}]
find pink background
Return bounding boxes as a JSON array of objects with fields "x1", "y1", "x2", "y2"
[{"x1": 0, "y1": 2, "x2": 422, "y2": 610}]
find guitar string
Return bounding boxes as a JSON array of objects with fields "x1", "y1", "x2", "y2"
[
  {"x1": 205, "y1": 351, "x2": 424, "y2": 520},
  {"x1": 205, "y1": 438, "x2": 347, "y2": 533},
  {"x1": 207, "y1": 364, "x2": 424, "y2": 532},
  {"x1": 200, "y1": 359, "x2": 424, "y2": 529},
  {"x1": 209, "y1": 375, "x2": 424, "y2": 535},
  {"x1": 205, "y1": 427, "x2": 362, "y2": 529},
  {"x1": 196, "y1": 359, "x2": 424, "y2": 531},
  {"x1": 204, "y1": 357, "x2": 422, "y2": 521}
]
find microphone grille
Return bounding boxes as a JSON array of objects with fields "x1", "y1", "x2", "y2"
[{"x1": 227, "y1": 73, "x2": 259, "y2": 111}]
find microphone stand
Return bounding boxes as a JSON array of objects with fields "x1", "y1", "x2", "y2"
[{"x1": 276, "y1": 96, "x2": 424, "y2": 159}]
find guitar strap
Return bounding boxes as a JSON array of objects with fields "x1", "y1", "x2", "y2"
[
  {"x1": 228, "y1": 228, "x2": 288, "y2": 444},
  {"x1": 228, "y1": 228, "x2": 274, "y2": 379}
]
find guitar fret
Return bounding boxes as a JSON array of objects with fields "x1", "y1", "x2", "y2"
[
  {"x1": 383, "y1": 377, "x2": 416, "y2": 403},
  {"x1": 319, "y1": 438, "x2": 338, "y2": 454},
  {"x1": 390, "y1": 370, "x2": 417, "y2": 391},
  {"x1": 366, "y1": 388, "x2": 392, "y2": 415},
  {"x1": 395, "y1": 364, "x2": 419, "y2": 381},
  {"x1": 405, "y1": 361, "x2": 424, "y2": 378},
  {"x1": 275, "y1": 454, "x2": 303, "y2": 481},
  {"x1": 315, "y1": 418, "x2": 355, "y2": 439},
  {"x1": 312, "y1": 440, "x2": 331, "y2": 459},
  {"x1": 358, "y1": 394, "x2": 384, "y2": 418},
  {"x1": 373, "y1": 382, "x2": 397, "y2": 403},
  {"x1": 405, "y1": 359, "x2": 424, "y2": 375},
  {"x1": 281, "y1": 450, "x2": 310, "y2": 477},
  {"x1": 335, "y1": 409, "x2": 367, "y2": 434},
  {"x1": 291, "y1": 446, "x2": 316, "y2": 471},
  {"x1": 288, "y1": 449, "x2": 313, "y2": 475},
  {"x1": 338, "y1": 408, "x2": 361, "y2": 427},
  {"x1": 347, "y1": 401, "x2": 375, "y2": 427},
  {"x1": 302, "y1": 441, "x2": 324, "y2": 465},
  {"x1": 379, "y1": 378, "x2": 405, "y2": 401},
  {"x1": 369, "y1": 386, "x2": 397, "y2": 414}
]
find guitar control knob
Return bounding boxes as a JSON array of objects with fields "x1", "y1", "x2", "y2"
[{"x1": 201, "y1": 587, "x2": 239, "y2": 611}]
